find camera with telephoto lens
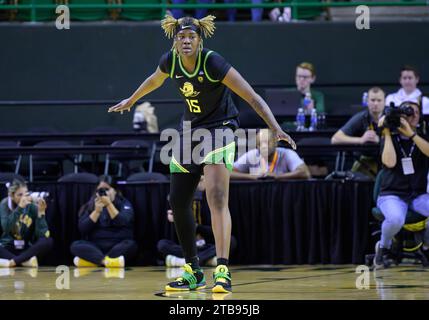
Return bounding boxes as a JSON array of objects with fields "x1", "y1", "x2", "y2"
[
  {"x1": 28, "y1": 191, "x2": 49, "y2": 202},
  {"x1": 383, "y1": 102, "x2": 415, "y2": 131},
  {"x1": 97, "y1": 188, "x2": 108, "y2": 197}
]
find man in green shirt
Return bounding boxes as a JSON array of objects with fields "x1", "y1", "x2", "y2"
[{"x1": 295, "y1": 62, "x2": 325, "y2": 114}]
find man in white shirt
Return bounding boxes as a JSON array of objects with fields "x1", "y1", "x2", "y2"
[
  {"x1": 385, "y1": 65, "x2": 429, "y2": 115},
  {"x1": 231, "y1": 129, "x2": 311, "y2": 180}
]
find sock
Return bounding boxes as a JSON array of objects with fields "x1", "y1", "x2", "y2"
[
  {"x1": 186, "y1": 255, "x2": 200, "y2": 270},
  {"x1": 217, "y1": 258, "x2": 229, "y2": 267}
]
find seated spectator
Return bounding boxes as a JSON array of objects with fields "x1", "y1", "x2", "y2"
[
  {"x1": 70, "y1": 176, "x2": 137, "y2": 268},
  {"x1": 157, "y1": 178, "x2": 237, "y2": 267},
  {"x1": 374, "y1": 101, "x2": 429, "y2": 268},
  {"x1": 170, "y1": 0, "x2": 237, "y2": 21},
  {"x1": 295, "y1": 62, "x2": 325, "y2": 114},
  {"x1": 331, "y1": 87, "x2": 385, "y2": 179},
  {"x1": 0, "y1": 179, "x2": 53, "y2": 268},
  {"x1": 231, "y1": 129, "x2": 311, "y2": 180},
  {"x1": 385, "y1": 65, "x2": 429, "y2": 115},
  {"x1": 170, "y1": 0, "x2": 266, "y2": 22}
]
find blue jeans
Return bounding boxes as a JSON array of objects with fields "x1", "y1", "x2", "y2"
[{"x1": 377, "y1": 194, "x2": 429, "y2": 248}]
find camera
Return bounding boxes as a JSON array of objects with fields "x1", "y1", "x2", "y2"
[
  {"x1": 28, "y1": 191, "x2": 49, "y2": 202},
  {"x1": 383, "y1": 102, "x2": 415, "y2": 130},
  {"x1": 97, "y1": 188, "x2": 108, "y2": 197}
]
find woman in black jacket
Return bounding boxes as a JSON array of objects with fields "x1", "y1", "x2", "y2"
[{"x1": 70, "y1": 176, "x2": 137, "y2": 268}]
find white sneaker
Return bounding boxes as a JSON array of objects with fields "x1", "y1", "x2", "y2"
[
  {"x1": 0, "y1": 258, "x2": 11, "y2": 268},
  {"x1": 166, "y1": 267, "x2": 183, "y2": 279},
  {"x1": 165, "y1": 255, "x2": 185, "y2": 267},
  {"x1": 21, "y1": 256, "x2": 38, "y2": 268},
  {"x1": 0, "y1": 268, "x2": 15, "y2": 277}
]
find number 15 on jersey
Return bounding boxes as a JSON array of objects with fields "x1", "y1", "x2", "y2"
[{"x1": 186, "y1": 99, "x2": 201, "y2": 113}]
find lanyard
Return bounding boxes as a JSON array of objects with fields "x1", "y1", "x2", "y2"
[
  {"x1": 395, "y1": 135, "x2": 416, "y2": 158},
  {"x1": 269, "y1": 151, "x2": 278, "y2": 173}
]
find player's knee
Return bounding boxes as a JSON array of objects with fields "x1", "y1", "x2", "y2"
[{"x1": 207, "y1": 187, "x2": 227, "y2": 211}]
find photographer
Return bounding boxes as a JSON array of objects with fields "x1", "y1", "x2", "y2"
[
  {"x1": 331, "y1": 87, "x2": 385, "y2": 179},
  {"x1": 0, "y1": 179, "x2": 53, "y2": 268},
  {"x1": 374, "y1": 101, "x2": 429, "y2": 268},
  {"x1": 70, "y1": 176, "x2": 137, "y2": 268}
]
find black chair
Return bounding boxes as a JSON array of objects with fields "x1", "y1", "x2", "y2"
[
  {"x1": 29, "y1": 140, "x2": 79, "y2": 182},
  {"x1": 104, "y1": 139, "x2": 155, "y2": 178},
  {"x1": 57, "y1": 172, "x2": 99, "y2": 184},
  {"x1": 126, "y1": 172, "x2": 168, "y2": 183},
  {"x1": 148, "y1": 142, "x2": 170, "y2": 174},
  {"x1": 0, "y1": 141, "x2": 23, "y2": 174},
  {"x1": 295, "y1": 137, "x2": 336, "y2": 175},
  {"x1": 365, "y1": 169, "x2": 429, "y2": 268}
]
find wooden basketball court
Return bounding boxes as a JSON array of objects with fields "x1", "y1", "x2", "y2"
[{"x1": 1, "y1": 265, "x2": 429, "y2": 300}]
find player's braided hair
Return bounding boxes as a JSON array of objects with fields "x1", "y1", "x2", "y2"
[{"x1": 161, "y1": 14, "x2": 216, "y2": 39}]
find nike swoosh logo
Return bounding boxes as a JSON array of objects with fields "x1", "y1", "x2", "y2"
[
  {"x1": 223, "y1": 121, "x2": 230, "y2": 125},
  {"x1": 175, "y1": 75, "x2": 184, "y2": 79}
]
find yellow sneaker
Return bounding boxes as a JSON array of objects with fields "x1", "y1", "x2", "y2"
[
  {"x1": 212, "y1": 265, "x2": 232, "y2": 293},
  {"x1": 73, "y1": 257, "x2": 98, "y2": 268},
  {"x1": 104, "y1": 256, "x2": 125, "y2": 268},
  {"x1": 104, "y1": 268, "x2": 125, "y2": 279},
  {"x1": 74, "y1": 267, "x2": 97, "y2": 278}
]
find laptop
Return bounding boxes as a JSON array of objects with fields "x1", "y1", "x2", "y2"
[{"x1": 264, "y1": 88, "x2": 302, "y2": 117}]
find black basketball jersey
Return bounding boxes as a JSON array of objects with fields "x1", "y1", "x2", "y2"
[{"x1": 159, "y1": 48, "x2": 239, "y2": 131}]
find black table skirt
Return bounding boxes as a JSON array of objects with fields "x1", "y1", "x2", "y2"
[{"x1": 0, "y1": 180, "x2": 374, "y2": 265}]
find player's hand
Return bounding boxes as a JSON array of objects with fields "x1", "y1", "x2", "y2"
[
  {"x1": 274, "y1": 129, "x2": 296, "y2": 150},
  {"x1": 108, "y1": 98, "x2": 134, "y2": 114}
]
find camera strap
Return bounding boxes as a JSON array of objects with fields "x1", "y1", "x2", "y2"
[{"x1": 396, "y1": 136, "x2": 416, "y2": 175}]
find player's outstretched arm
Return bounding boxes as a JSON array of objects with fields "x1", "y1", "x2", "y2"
[
  {"x1": 222, "y1": 67, "x2": 296, "y2": 149},
  {"x1": 108, "y1": 67, "x2": 169, "y2": 113}
]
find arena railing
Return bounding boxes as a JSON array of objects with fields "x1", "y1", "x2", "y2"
[{"x1": 0, "y1": 1, "x2": 427, "y2": 23}]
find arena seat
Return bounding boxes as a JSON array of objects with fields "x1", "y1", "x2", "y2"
[
  {"x1": 126, "y1": 171, "x2": 168, "y2": 182},
  {"x1": 119, "y1": 0, "x2": 162, "y2": 21},
  {"x1": 57, "y1": 172, "x2": 99, "y2": 183},
  {"x1": 14, "y1": 0, "x2": 56, "y2": 21},
  {"x1": 70, "y1": 0, "x2": 109, "y2": 21}
]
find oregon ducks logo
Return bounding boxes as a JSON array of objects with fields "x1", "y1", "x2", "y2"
[
  {"x1": 198, "y1": 76, "x2": 204, "y2": 83},
  {"x1": 180, "y1": 82, "x2": 200, "y2": 98}
]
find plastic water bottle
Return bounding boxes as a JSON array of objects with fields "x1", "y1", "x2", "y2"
[
  {"x1": 296, "y1": 108, "x2": 305, "y2": 131},
  {"x1": 318, "y1": 112, "x2": 326, "y2": 129},
  {"x1": 362, "y1": 92, "x2": 368, "y2": 108},
  {"x1": 303, "y1": 92, "x2": 312, "y2": 112},
  {"x1": 309, "y1": 109, "x2": 318, "y2": 131}
]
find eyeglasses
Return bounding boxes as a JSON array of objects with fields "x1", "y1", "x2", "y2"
[{"x1": 296, "y1": 75, "x2": 312, "y2": 80}]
